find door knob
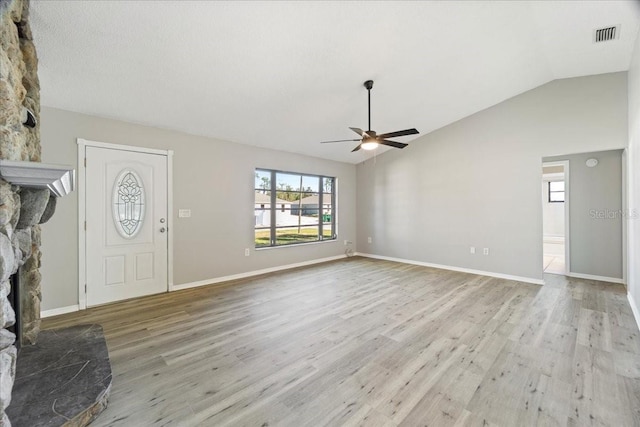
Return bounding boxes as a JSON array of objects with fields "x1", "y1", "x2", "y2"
[
  {"x1": 160, "y1": 218, "x2": 166, "y2": 223},
  {"x1": 159, "y1": 227, "x2": 166, "y2": 233}
]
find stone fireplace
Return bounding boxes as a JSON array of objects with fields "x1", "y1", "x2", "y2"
[
  {"x1": 1, "y1": 3, "x2": 112, "y2": 426},
  {"x1": 1, "y1": 0, "x2": 42, "y2": 424},
  {"x1": 0, "y1": 0, "x2": 74, "y2": 424},
  {"x1": 1, "y1": 180, "x2": 60, "y2": 424}
]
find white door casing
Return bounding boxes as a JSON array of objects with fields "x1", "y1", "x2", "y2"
[
  {"x1": 541, "y1": 160, "x2": 570, "y2": 275},
  {"x1": 83, "y1": 144, "x2": 169, "y2": 307}
]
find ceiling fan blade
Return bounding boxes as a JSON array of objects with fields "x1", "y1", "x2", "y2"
[
  {"x1": 351, "y1": 144, "x2": 362, "y2": 152},
  {"x1": 320, "y1": 139, "x2": 361, "y2": 144},
  {"x1": 377, "y1": 128, "x2": 419, "y2": 139},
  {"x1": 379, "y1": 139, "x2": 408, "y2": 149},
  {"x1": 349, "y1": 127, "x2": 365, "y2": 136}
]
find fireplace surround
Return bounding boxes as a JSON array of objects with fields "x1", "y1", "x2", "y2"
[{"x1": 0, "y1": 161, "x2": 74, "y2": 345}]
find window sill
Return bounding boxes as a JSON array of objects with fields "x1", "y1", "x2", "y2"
[{"x1": 255, "y1": 239, "x2": 338, "y2": 251}]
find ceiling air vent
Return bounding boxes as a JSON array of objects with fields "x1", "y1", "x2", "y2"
[{"x1": 593, "y1": 25, "x2": 620, "y2": 43}]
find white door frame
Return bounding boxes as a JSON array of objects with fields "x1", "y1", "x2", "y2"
[
  {"x1": 622, "y1": 148, "x2": 628, "y2": 287},
  {"x1": 542, "y1": 160, "x2": 570, "y2": 275},
  {"x1": 77, "y1": 138, "x2": 174, "y2": 310}
]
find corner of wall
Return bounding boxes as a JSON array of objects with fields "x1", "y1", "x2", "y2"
[{"x1": 626, "y1": 21, "x2": 640, "y2": 331}]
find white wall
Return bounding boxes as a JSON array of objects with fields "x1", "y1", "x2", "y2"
[
  {"x1": 39, "y1": 108, "x2": 356, "y2": 311},
  {"x1": 628, "y1": 24, "x2": 640, "y2": 326},
  {"x1": 356, "y1": 72, "x2": 628, "y2": 282}
]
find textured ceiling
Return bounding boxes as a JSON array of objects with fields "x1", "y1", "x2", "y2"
[{"x1": 31, "y1": 1, "x2": 640, "y2": 164}]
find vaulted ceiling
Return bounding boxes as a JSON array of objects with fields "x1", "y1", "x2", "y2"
[{"x1": 31, "y1": 1, "x2": 640, "y2": 164}]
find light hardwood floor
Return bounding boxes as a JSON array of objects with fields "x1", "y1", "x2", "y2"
[{"x1": 42, "y1": 257, "x2": 640, "y2": 426}]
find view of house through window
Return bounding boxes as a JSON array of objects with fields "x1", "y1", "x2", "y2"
[{"x1": 255, "y1": 169, "x2": 336, "y2": 247}]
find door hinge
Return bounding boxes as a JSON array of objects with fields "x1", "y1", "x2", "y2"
[
  {"x1": 84, "y1": 221, "x2": 87, "y2": 231},
  {"x1": 84, "y1": 284, "x2": 87, "y2": 294},
  {"x1": 84, "y1": 158, "x2": 86, "y2": 167}
]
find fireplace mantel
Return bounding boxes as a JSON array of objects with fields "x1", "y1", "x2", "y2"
[{"x1": 0, "y1": 160, "x2": 75, "y2": 197}]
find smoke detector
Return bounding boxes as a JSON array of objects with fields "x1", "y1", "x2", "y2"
[{"x1": 593, "y1": 25, "x2": 620, "y2": 43}]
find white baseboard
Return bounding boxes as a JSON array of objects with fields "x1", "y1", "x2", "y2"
[
  {"x1": 41, "y1": 304, "x2": 79, "y2": 318},
  {"x1": 172, "y1": 255, "x2": 347, "y2": 291},
  {"x1": 566, "y1": 272, "x2": 625, "y2": 284},
  {"x1": 355, "y1": 252, "x2": 544, "y2": 285},
  {"x1": 628, "y1": 292, "x2": 640, "y2": 333}
]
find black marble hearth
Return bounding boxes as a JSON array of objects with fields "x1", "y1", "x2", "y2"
[{"x1": 6, "y1": 324, "x2": 112, "y2": 427}]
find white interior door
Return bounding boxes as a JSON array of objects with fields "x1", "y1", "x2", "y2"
[{"x1": 86, "y1": 146, "x2": 168, "y2": 306}]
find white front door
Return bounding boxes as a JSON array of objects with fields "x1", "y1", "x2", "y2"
[{"x1": 85, "y1": 146, "x2": 168, "y2": 306}]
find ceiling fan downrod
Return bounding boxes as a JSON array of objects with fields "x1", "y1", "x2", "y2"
[{"x1": 364, "y1": 80, "x2": 373, "y2": 132}]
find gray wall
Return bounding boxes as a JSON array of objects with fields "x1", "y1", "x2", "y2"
[
  {"x1": 628, "y1": 26, "x2": 640, "y2": 320},
  {"x1": 39, "y1": 107, "x2": 357, "y2": 310},
  {"x1": 544, "y1": 150, "x2": 623, "y2": 279},
  {"x1": 356, "y1": 72, "x2": 628, "y2": 281}
]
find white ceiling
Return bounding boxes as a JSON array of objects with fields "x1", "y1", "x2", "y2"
[{"x1": 31, "y1": 1, "x2": 640, "y2": 164}]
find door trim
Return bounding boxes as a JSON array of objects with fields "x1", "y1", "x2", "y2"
[
  {"x1": 77, "y1": 138, "x2": 174, "y2": 309},
  {"x1": 542, "y1": 160, "x2": 570, "y2": 275}
]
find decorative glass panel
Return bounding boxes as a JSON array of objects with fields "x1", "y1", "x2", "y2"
[{"x1": 112, "y1": 169, "x2": 145, "y2": 238}]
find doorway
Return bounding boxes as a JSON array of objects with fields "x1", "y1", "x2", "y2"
[
  {"x1": 79, "y1": 139, "x2": 172, "y2": 308},
  {"x1": 542, "y1": 161, "x2": 569, "y2": 275}
]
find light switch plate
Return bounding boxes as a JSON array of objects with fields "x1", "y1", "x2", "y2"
[{"x1": 178, "y1": 209, "x2": 191, "y2": 218}]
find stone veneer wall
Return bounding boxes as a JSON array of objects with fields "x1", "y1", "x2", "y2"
[{"x1": 0, "y1": 0, "x2": 55, "y2": 425}]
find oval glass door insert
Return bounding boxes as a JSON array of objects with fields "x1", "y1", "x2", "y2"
[{"x1": 112, "y1": 169, "x2": 145, "y2": 238}]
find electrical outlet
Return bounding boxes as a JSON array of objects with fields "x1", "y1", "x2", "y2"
[
  {"x1": 244, "y1": 248, "x2": 250, "y2": 257},
  {"x1": 483, "y1": 248, "x2": 489, "y2": 255},
  {"x1": 470, "y1": 246, "x2": 475, "y2": 254},
  {"x1": 367, "y1": 237, "x2": 372, "y2": 244}
]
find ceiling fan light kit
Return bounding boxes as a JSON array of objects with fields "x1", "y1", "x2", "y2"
[
  {"x1": 320, "y1": 80, "x2": 419, "y2": 152},
  {"x1": 361, "y1": 141, "x2": 379, "y2": 151}
]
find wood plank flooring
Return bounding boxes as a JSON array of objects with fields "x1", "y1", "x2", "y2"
[{"x1": 41, "y1": 257, "x2": 640, "y2": 426}]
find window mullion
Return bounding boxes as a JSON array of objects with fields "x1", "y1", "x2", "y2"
[
  {"x1": 318, "y1": 176, "x2": 323, "y2": 241},
  {"x1": 331, "y1": 177, "x2": 336, "y2": 238},
  {"x1": 270, "y1": 170, "x2": 276, "y2": 246}
]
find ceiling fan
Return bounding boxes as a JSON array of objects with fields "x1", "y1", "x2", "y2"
[{"x1": 320, "y1": 80, "x2": 419, "y2": 152}]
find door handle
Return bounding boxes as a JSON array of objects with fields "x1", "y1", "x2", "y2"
[{"x1": 159, "y1": 227, "x2": 166, "y2": 233}]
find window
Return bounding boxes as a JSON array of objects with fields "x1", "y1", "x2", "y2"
[
  {"x1": 548, "y1": 181, "x2": 565, "y2": 202},
  {"x1": 255, "y1": 169, "x2": 336, "y2": 247}
]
